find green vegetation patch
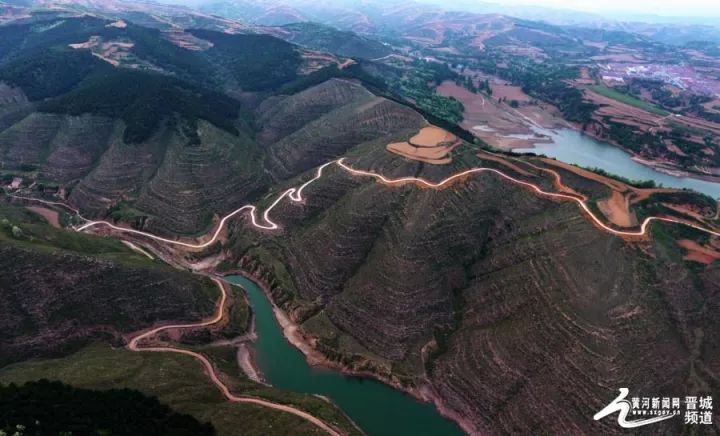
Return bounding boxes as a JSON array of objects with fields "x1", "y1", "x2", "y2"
[
  {"x1": 189, "y1": 29, "x2": 302, "y2": 92},
  {"x1": 588, "y1": 85, "x2": 669, "y2": 116},
  {"x1": 0, "y1": 343, "x2": 358, "y2": 436},
  {"x1": 390, "y1": 60, "x2": 464, "y2": 124},
  {"x1": 38, "y1": 69, "x2": 240, "y2": 143},
  {"x1": 0, "y1": 379, "x2": 213, "y2": 436},
  {"x1": 0, "y1": 48, "x2": 104, "y2": 100}
]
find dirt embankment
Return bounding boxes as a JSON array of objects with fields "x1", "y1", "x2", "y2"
[
  {"x1": 537, "y1": 157, "x2": 716, "y2": 233},
  {"x1": 598, "y1": 190, "x2": 637, "y2": 227}
]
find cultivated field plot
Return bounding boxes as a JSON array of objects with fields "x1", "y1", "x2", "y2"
[{"x1": 387, "y1": 126, "x2": 460, "y2": 164}]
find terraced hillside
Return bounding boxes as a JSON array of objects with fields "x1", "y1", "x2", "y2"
[
  {"x1": 258, "y1": 78, "x2": 425, "y2": 179},
  {"x1": 67, "y1": 118, "x2": 267, "y2": 235},
  {"x1": 2, "y1": 9, "x2": 719, "y2": 434},
  {"x1": 0, "y1": 201, "x2": 362, "y2": 436},
  {"x1": 224, "y1": 136, "x2": 720, "y2": 434}
]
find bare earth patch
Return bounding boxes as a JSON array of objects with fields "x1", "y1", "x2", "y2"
[
  {"x1": 678, "y1": 239, "x2": 720, "y2": 264},
  {"x1": 409, "y1": 126, "x2": 455, "y2": 147},
  {"x1": 69, "y1": 35, "x2": 100, "y2": 50},
  {"x1": 436, "y1": 80, "x2": 565, "y2": 149},
  {"x1": 106, "y1": 20, "x2": 127, "y2": 29},
  {"x1": 387, "y1": 126, "x2": 459, "y2": 165},
  {"x1": 598, "y1": 190, "x2": 637, "y2": 227},
  {"x1": 25, "y1": 206, "x2": 60, "y2": 228},
  {"x1": 69, "y1": 36, "x2": 137, "y2": 68},
  {"x1": 165, "y1": 30, "x2": 214, "y2": 51},
  {"x1": 490, "y1": 83, "x2": 531, "y2": 102}
]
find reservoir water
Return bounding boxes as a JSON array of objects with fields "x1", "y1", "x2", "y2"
[
  {"x1": 224, "y1": 275, "x2": 464, "y2": 436},
  {"x1": 512, "y1": 128, "x2": 720, "y2": 199}
]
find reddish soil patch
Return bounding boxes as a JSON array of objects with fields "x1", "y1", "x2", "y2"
[
  {"x1": 26, "y1": 206, "x2": 60, "y2": 228},
  {"x1": 678, "y1": 239, "x2": 720, "y2": 264},
  {"x1": 490, "y1": 83, "x2": 531, "y2": 102},
  {"x1": 69, "y1": 36, "x2": 100, "y2": 50},
  {"x1": 387, "y1": 142, "x2": 454, "y2": 165},
  {"x1": 165, "y1": 30, "x2": 214, "y2": 51},
  {"x1": 409, "y1": 126, "x2": 456, "y2": 147},
  {"x1": 437, "y1": 80, "x2": 566, "y2": 150},
  {"x1": 598, "y1": 190, "x2": 637, "y2": 227},
  {"x1": 106, "y1": 20, "x2": 127, "y2": 28},
  {"x1": 540, "y1": 158, "x2": 629, "y2": 192},
  {"x1": 387, "y1": 126, "x2": 458, "y2": 165}
]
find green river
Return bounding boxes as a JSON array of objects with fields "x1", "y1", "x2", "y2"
[{"x1": 224, "y1": 275, "x2": 465, "y2": 436}]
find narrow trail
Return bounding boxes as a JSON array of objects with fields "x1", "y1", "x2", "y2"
[{"x1": 128, "y1": 277, "x2": 342, "y2": 436}]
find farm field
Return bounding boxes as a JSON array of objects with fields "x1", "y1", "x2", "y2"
[{"x1": 587, "y1": 85, "x2": 669, "y2": 116}]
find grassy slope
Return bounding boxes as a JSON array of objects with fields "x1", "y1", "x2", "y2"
[
  {"x1": 588, "y1": 84, "x2": 669, "y2": 116},
  {"x1": 0, "y1": 202, "x2": 159, "y2": 267},
  {"x1": 0, "y1": 343, "x2": 355, "y2": 436}
]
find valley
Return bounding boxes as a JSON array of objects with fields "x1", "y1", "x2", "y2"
[
  {"x1": 8, "y1": 123, "x2": 720, "y2": 434},
  {"x1": 2, "y1": 1, "x2": 720, "y2": 435}
]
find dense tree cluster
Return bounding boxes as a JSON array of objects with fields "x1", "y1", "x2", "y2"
[
  {"x1": 38, "y1": 70, "x2": 240, "y2": 143},
  {"x1": 0, "y1": 380, "x2": 214, "y2": 436}
]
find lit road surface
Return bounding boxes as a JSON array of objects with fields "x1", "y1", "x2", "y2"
[
  {"x1": 8, "y1": 155, "x2": 720, "y2": 435},
  {"x1": 69, "y1": 158, "x2": 720, "y2": 244}
]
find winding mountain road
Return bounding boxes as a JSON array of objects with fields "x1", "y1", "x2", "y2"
[
  {"x1": 71, "y1": 157, "x2": 720, "y2": 246},
  {"x1": 8, "y1": 154, "x2": 720, "y2": 435},
  {"x1": 128, "y1": 277, "x2": 342, "y2": 436}
]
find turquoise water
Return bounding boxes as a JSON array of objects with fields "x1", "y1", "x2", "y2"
[
  {"x1": 224, "y1": 275, "x2": 465, "y2": 436},
  {"x1": 513, "y1": 128, "x2": 720, "y2": 199}
]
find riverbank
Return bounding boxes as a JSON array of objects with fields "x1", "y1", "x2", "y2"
[
  {"x1": 223, "y1": 270, "x2": 475, "y2": 435},
  {"x1": 511, "y1": 127, "x2": 720, "y2": 198},
  {"x1": 478, "y1": 117, "x2": 720, "y2": 188},
  {"x1": 571, "y1": 124, "x2": 720, "y2": 185}
]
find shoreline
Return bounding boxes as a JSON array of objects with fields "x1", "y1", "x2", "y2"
[
  {"x1": 572, "y1": 124, "x2": 720, "y2": 185},
  {"x1": 222, "y1": 269, "x2": 477, "y2": 436},
  {"x1": 493, "y1": 123, "x2": 720, "y2": 186}
]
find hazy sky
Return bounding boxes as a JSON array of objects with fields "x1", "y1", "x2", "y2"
[
  {"x1": 160, "y1": 0, "x2": 720, "y2": 18},
  {"x1": 492, "y1": 0, "x2": 720, "y2": 16}
]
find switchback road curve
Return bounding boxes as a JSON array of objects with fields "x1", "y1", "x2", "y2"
[
  {"x1": 8, "y1": 155, "x2": 720, "y2": 435},
  {"x1": 128, "y1": 277, "x2": 343, "y2": 436},
  {"x1": 71, "y1": 157, "x2": 720, "y2": 246}
]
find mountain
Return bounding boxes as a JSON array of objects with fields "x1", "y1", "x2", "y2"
[
  {"x1": 220, "y1": 79, "x2": 720, "y2": 434},
  {"x1": 266, "y1": 22, "x2": 392, "y2": 60},
  {"x1": 1, "y1": 3, "x2": 720, "y2": 436}
]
